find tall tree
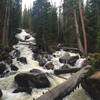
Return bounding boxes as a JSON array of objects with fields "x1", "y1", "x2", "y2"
[
  {"x1": 73, "y1": 2, "x2": 83, "y2": 53},
  {"x1": 78, "y1": 0, "x2": 87, "y2": 57}
]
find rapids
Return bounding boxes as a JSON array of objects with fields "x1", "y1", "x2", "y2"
[{"x1": 0, "y1": 30, "x2": 91, "y2": 100}]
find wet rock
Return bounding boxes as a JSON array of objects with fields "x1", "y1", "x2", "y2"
[
  {"x1": 13, "y1": 87, "x2": 32, "y2": 94},
  {"x1": 67, "y1": 56, "x2": 79, "y2": 66},
  {"x1": 30, "y1": 69, "x2": 42, "y2": 75},
  {"x1": 0, "y1": 51, "x2": 9, "y2": 61},
  {"x1": 0, "y1": 89, "x2": 2, "y2": 98},
  {"x1": 45, "y1": 62, "x2": 54, "y2": 70},
  {"x1": 15, "y1": 73, "x2": 50, "y2": 90},
  {"x1": 38, "y1": 57, "x2": 47, "y2": 66},
  {"x1": 17, "y1": 57, "x2": 27, "y2": 64},
  {"x1": 33, "y1": 53, "x2": 38, "y2": 60},
  {"x1": 0, "y1": 63, "x2": 7, "y2": 75},
  {"x1": 59, "y1": 53, "x2": 70, "y2": 64},
  {"x1": 9, "y1": 50, "x2": 20, "y2": 59},
  {"x1": 44, "y1": 55, "x2": 52, "y2": 61},
  {"x1": 10, "y1": 64, "x2": 18, "y2": 71},
  {"x1": 61, "y1": 65, "x2": 69, "y2": 70},
  {"x1": 5, "y1": 57, "x2": 12, "y2": 64},
  {"x1": 25, "y1": 35, "x2": 30, "y2": 40},
  {"x1": 29, "y1": 44, "x2": 37, "y2": 53}
]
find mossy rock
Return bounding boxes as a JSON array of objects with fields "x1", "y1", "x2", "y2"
[{"x1": 86, "y1": 53, "x2": 100, "y2": 77}]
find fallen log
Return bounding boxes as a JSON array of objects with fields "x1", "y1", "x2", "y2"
[
  {"x1": 37, "y1": 65, "x2": 91, "y2": 100},
  {"x1": 54, "y1": 68, "x2": 81, "y2": 75}
]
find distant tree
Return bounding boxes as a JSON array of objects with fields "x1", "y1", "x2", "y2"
[{"x1": 32, "y1": 0, "x2": 58, "y2": 52}]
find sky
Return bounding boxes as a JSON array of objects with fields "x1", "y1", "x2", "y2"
[{"x1": 22, "y1": 0, "x2": 87, "y2": 11}]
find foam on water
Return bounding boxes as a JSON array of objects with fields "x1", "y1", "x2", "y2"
[{"x1": 0, "y1": 30, "x2": 91, "y2": 100}]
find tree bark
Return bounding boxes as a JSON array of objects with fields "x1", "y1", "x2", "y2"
[
  {"x1": 54, "y1": 68, "x2": 81, "y2": 75},
  {"x1": 37, "y1": 65, "x2": 91, "y2": 100},
  {"x1": 78, "y1": 0, "x2": 87, "y2": 57},
  {"x1": 2, "y1": 7, "x2": 8, "y2": 44},
  {"x1": 73, "y1": 5, "x2": 83, "y2": 54}
]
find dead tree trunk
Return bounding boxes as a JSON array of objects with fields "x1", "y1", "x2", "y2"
[
  {"x1": 54, "y1": 68, "x2": 81, "y2": 75},
  {"x1": 73, "y1": 4, "x2": 83, "y2": 54},
  {"x1": 37, "y1": 65, "x2": 91, "y2": 100},
  {"x1": 78, "y1": 0, "x2": 87, "y2": 57}
]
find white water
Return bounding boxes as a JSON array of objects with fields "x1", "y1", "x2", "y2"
[{"x1": 0, "y1": 30, "x2": 91, "y2": 100}]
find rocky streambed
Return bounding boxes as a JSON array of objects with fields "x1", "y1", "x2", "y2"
[{"x1": 0, "y1": 30, "x2": 91, "y2": 100}]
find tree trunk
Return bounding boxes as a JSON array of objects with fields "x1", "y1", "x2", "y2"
[
  {"x1": 37, "y1": 65, "x2": 91, "y2": 100},
  {"x1": 2, "y1": 7, "x2": 8, "y2": 44},
  {"x1": 78, "y1": 0, "x2": 87, "y2": 57},
  {"x1": 54, "y1": 68, "x2": 81, "y2": 75},
  {"x1": 73, "y1": 5, "x2": 83, "y2": 54}
]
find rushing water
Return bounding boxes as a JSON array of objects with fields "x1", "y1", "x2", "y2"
[{"x1": 0, "y1": 30, "x2": 91, "y2": 100}]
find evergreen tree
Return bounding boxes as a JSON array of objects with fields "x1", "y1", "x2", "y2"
[
  {"x1": 0, "y1": 0, "x2": 22, "y2": 45},
  {"x1": 32, "y1": 0, "x2": 58, "y2": 52},
  {"x1": 84, "y1": 0, "x2": 98, "y2": 52}
]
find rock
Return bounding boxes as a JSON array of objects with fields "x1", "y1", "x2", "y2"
[
  {"x1": 0, "y1": 89, "x2": 2, "y2": 98},
  {"x1": 9, "y1": 50, "x2": 20, "y2": 59},
  {"x1": 0, "y1": 63, "x2": 7, "y2": 75},
  {"x1": 0, "y1": 51, "x2": 9, "y2": 61},
  {"x1": 15, "y1": 73, "x2": 50, "y2": 90},
  {"x1": 25, "y1": 35, "x2": 30, "y2": 40},
  {"x1": 30, "y1": 69, "x2": 42, "y2": 75},
  {"x1": 38, "y1": 57, "x2": 47, "y2": 66},
  {"x1": 67, "y1": 56, "x2": 79, "y2": 66},
  {"x1": 44, "y1": 55, "x2": 52, "y2": 61},
  {"x1": 13, "y1": 87, "x2": 32, "y2": 94},
  {"x1": 10, "y1": 64, "x2": 18, "y2": 71},
  {"x1": 61, "y1": 65, "x2": 69, "y2": 70},
  {"x1": 59, "y1": 53, "x2": 70, "y2": 64},
  {"x1": 45, "y1": 62, "x2": 54, "y2": 70},
  {"x1": 82, "y1": 77, "x2": 100, "y2": 100},
  {"x1": 5, "y1": 57, "x2": 12, "y2": 64},
  {"x1": 17, "y1": 57, "x2": 27, "y2": 64},
  {"x1": 33, "y1": 53, "x2": 38, "y2": 60}
]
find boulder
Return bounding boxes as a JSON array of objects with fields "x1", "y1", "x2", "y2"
[
  {"x1": 0, "y1": 51, "x2": 9, "y2": 61},
  {"x1": 59, "y1": 53, "x2": 70, "y2": 64},
  {"x1": 10, "y1": 64, "x2": 18, "y2": 71},
  {"x1": 0, "y1": 89, "x2": 2, "y2": 98},
  {"x1": 45, "y1": 62, "x2": 54, "y2": 70},
  {"x1": 61, "y1": 65, "x2": 69, "y2": 70},
  {"x1": 17, "y1": 57, "x2": 27, "y2": 64},
  {"x1": 38, "y1": 58, "x2": 47, "y2": 66},
  {"x1": 0, "y1": 63, "x2": 7, "y2": 75},
  {"x1": 13, "y1": 87, "x2": 32, "y2": 94},
  {"x1": 25, "y1": 35, "x2": 30, "y2": 40},
  {"x1": 67, "y1": 56, "x2": 79, "y2": 66},
  {"x1": 9, "y1": 50, "x2": 20, "y2": 59},
  {"x1": 14, "y1": 73, "x2": 50, "y2": 93},
  {"x1": 30, "y1": 69, "x2": 42, "y2": 75},
  {"x1": 5, "y1": 57, "x2": 12, "y2": 64}
]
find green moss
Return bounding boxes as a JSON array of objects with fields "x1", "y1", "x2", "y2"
[
  {"x1": 0, "y1": 44, "x2": 12, "y2": 52},
  {"x1": 85, "y1": 53, "x2": 100, "y2": 77}
]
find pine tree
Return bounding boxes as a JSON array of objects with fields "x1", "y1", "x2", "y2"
[{"x1": 32, "y1": 0, "x2": 58, "y2": 52}]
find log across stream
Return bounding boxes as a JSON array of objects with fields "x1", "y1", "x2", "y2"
[{"x1": 37, "y1": 65, "x2": 91, "y2": 100}]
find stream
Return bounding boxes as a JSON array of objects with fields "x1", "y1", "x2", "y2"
[{"x1": 0, "y1": 30, "x2": 92, "y2": 100}]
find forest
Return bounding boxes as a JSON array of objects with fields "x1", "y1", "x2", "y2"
[
  {"x1": 0, "y1": 0, "x2": 100, "y2": 53},
  {"x1": 0, "y1": 0, "x2": 100, "y2": 100}
]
